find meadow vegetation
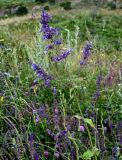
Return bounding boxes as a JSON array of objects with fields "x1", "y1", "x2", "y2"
[{"x1": 0, "y1": 6, "x2": 122, "y2": 160}]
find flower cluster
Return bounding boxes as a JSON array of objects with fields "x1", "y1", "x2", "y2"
[
  {"x1": 33, "y1": 105, "x2": 48, "y2": 123},
  {"x1": 28, "y1": 134, "x2": 39, "y2": 160},
  {"x1": 94, "y1": 74, "x2": 103, "y2": 100},
  {"x1": 80, "y1": 42, "x2": 92, "y2": 65},
  {"x1": 31, "y1": 63, "x2": 53, "y2": 87},
  {"x1": 52, "y1": 49, "x2": 73, "y2": 62},
  {"x1": 40, "y1": 9, "x2": 61, "y2": 51},
  {"x1": 40, "y1": 9, "x2": 73, "y2": 61}
]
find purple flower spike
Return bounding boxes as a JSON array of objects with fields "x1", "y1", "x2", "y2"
[
  {"x1": 83, "y1": 42, "x2": 92, "y2": 59},
  {"x1": 43, "y1": 27, "x2": 59, "y2": 40},
  {"x1": 47, "y1": 129, "x2": 52, "y2": 135},
  {"x1": 45, "y1": 44, "x2": 54, "y2": 51},
  {"x1": 33, "y1": 109, "x2": 38, "y2": 114},
  {"x1": 28, "y1": 133, "x2": 35, "y2": 142},
  {"x1": 35, "y1": 115, "x2": 40, "y2": 123},
  {"x1": 34, "y1": 152, "x2": 39, "y2": 160},
  {"x1": 80, "y1": 42, "x2": 92, "y2": 65},
  {"x1": 52, "y1": 49, "x2": 73, "y2": 62},
  {"x1": 54, "y1": 39, "x2": 62, "y2": 45},
  {"x1": 45, "y1": 79, "x2": 51, "y2": 88},
  {"x1": 31, "y1": 62, "x2": 53, "y2": 88},
  {"x1": 31, "y1": 63, "x2": 39, "y2": 71},
  {"x1": 40, "y1": 9, "x2": 52, "y2": 25},
  {"x1": 80, "y1": 60, "x2": 86, "y2": 65}
]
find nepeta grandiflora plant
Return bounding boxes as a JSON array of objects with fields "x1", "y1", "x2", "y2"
[
  {"x1": 31, "y1": 9, "x2": 73, "y2": 89},
  {"x1": 40, "y1": 9, "x2": 73, "y2": 62},
  {"x1": 30, "y1": 9, "x2": 122, "y2": 160}
]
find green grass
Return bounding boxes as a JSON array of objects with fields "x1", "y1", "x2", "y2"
[{"x1": 0, "y1": 9, "x2": 122, "y2": 160}]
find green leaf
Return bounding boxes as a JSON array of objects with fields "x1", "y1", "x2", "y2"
[
  {"x1": 92, "y1": 147, "x2": 100, "y2": 157},
  {"x1": 83, "y1": 150, "x2": 94, "y2": 159},
  {"x1": 73, "y1": 115, "x2": 82, "y2": 120},
  {"x1": 84, "y1": 118, "x2": 95, "y2": 128}
]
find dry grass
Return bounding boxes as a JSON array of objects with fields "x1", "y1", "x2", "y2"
[{"x1": 0, "y1": 8, "x2": 122, "y2": 26}]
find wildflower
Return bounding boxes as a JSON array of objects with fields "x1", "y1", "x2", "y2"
[
  {"x1": 33, "y1": 109, "x2": 38, "y2": 114},
  {"x1": 120, "y1": 137, "x2": 122, "y2": 145},
  {"x1": 54, "y1": 39, "x2": 62, "y2": 45},
  {"x1": 43, "y1": 27, "x2": 59, "y2": 40},
  {"x1": 94, "y1": 90, "x2": 100, "y2": 100},
  {"x1": 94, "y1": 73, "x2": 102, "y2": 100},
  {"x1": 35, "y1": 115, "x2": 40, "y2": 123},
  {"x1": 44, "y1": 151, "x2": 49, "y2": 157},
  {"x1": 33, "y1": 105, "x2": 48, "y2": 123},
  {"x1": 45, "y1": 79, "x2": 51, "y2": 88},
  {"x1": 79, "y1": 61, "x2": 86, "y2": 65},
  {"x1": 83, "y1": 42, "x2": 92, "y2": 59},
  {"x1": 54, "y1": 108, "x2": 58, "y2": 114},
  {"x1": 109, "y1": 121, "x2": 114, "y2": 130},
  {"x1": 40, "y1": 9, "x2": 58, "y2": 41},
  {"x1": 79, "y1": 125, "x2": 85, "y2": 132},
  {"x1": 31, "y1": 63, "x2": 53, "y2": 87},
  {"x1": 52, "y1": 49, "x2": 73, "y2": 62},
  {"x1": 117, "y1": 121, "x2": 122, "y2": 145},
  {"x1": 40, "y1": 9, "x2": 51, "y2": 25},
  {"x1": 45, "y1": 44, "x2": 54, "y2": 51},
  {"x1": 34, "y1": 152, "x2": 39, "y2": 160},
  {"x1": 54, "y1": 134, "x2": 59, "y2": 141},
  {"x1": 28, "y1": 133, "x2": 35, "y2": 142},
  {"x1": 53, "y1": 114, "x2": 59, "y2": 125},
  {"x1": 47, "y1": 129, "x2": 52, "y2": 136},
  {"x1": 55, "y1": 144, "x2": 59, "y2": 149},
  {"x1": 66, "y1": 124, "x2": 71, "y2": 131},
  {"x1": 31, "y1": 63, "x2": 39, "y2": 71},
  {"x1": 80, "y1": 42, "x2": 92, "y2": 65},
  {"x1": 33, "y1": 80, "x2": 38, "y2": 85},
  {"x1": 54, "y1": 152, "x2": 60, "y2": 158},
  {"x1": 38, "y1": 105, "x2": 48, "y2": 118},
  {"x1": 96, "y1": 75, "x2": 102, "y2": 86},
  {"x1": 60, "y1": 130, "x2": 67, "y2": 136}
]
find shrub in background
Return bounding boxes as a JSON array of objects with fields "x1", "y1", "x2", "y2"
[
  {"x1": 35, "y1": 0, "x2": 47, "y2": 3},
  {"x1": 60, "y1": 1, "x2": 72, "y2": 10},
  {"x1": 16, "y1": 6, "x2": 28, "y2": 16},
  {"x1": 44, "y1": 5, "x2": 50, "y2": 10},
  {"x1": 49, "y1": 0, "x2": 56, "y2": 4},
  {"x1": 107, "y1": 1, "x2": 116, "y2": 9}
]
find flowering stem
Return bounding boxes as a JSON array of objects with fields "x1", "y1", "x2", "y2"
[{"x1": 62, "y1": 99, "x2": 79, "y2": 160}]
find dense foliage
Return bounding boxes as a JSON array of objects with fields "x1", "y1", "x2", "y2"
[{"x1": 16, "y1": 6, "x2": 28, "y2": 16}]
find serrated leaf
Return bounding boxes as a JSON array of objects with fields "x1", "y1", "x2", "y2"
[
  {"x1": 83, "y1": 150, "x2": 94, "y2": 159},
  {"x1": 84, "y1": 118, "x2": 95, "y2": 128}
]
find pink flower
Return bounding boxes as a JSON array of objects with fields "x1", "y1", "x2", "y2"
[
  {"x1": 44, "y1": 151, "x2": 49, "y2": 157},
  {"x1": 79, "y1": 125, "x2": 85, "y2": 132}
]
